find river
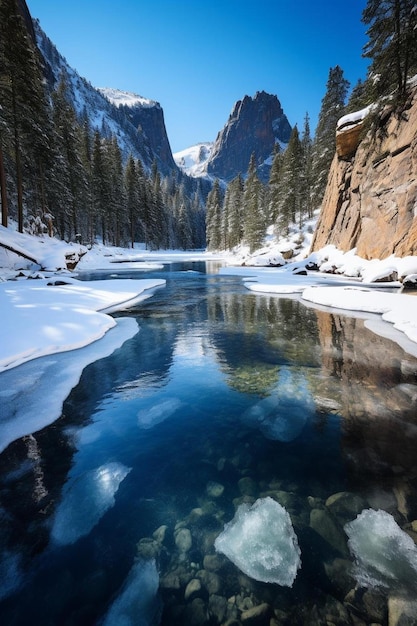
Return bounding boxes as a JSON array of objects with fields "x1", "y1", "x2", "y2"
[{"x1": 1, "y1": 260, "x2": 417, "y2": 625}]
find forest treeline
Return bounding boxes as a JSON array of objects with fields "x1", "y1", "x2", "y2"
[
  {"x1": 1, "y1": 0, "x2": 416, "y2": 252},
  {"x1": 0, "y1": 0, "x2": 206, "y2": 249}
]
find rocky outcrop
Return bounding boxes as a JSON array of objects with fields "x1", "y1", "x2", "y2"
[
  {"x1": 120, "y1": 99, "x2": 176, "y2": 171},
  {"x1": 311, "y1": 84, "x2": 417, "y2": 259},
  {"x1": 207, "y1": 91, "x2": 292, "y2": 182}
]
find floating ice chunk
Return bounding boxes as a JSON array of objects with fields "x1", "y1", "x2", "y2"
[
  {"x1": 214, "y1": 497, "x2": 301, "y2": 586},
  {"x1": 344, "y1": 509, "x2": 417, "y2": 589},
  {"x1": 101, "y1": 559, "x2": 161, "y2": 626},
  {"x1": 137, "y1": 398, "x2": 182, "y2": 429},
  {"x1": 51, "y1": 462, "x2": 131, "y2": 545},
  {"x1": 243, "y1": 368, "x2": 313, "y2": 441}
]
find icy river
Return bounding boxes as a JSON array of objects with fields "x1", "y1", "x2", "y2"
[{"x1": 1, "y1": 260, "x2": 417, "y2": 625}]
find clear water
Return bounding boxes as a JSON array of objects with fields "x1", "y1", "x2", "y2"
[{"x1": 1, "y1": 261, "x2": 417, "y2": 625}]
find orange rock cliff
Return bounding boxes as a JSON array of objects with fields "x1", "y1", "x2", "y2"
[{"x1": 310, "y1": 82, "x2": 417, "y2": 259}]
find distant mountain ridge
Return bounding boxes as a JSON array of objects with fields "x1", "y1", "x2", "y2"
[
  {"x1": 175, "y1": 92, "x2": 292, "y2": 183},
  {"x1": 34, "y1": 20, "x2": 176, "y2": 175},
  {"x1": 33, "y1": 7, "x2": 292, "y2": 189},
  {"x1": 208, "y1": 91, "x2": 292, "y2": 182}
]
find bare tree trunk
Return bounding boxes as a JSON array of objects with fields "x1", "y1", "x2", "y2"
[{"x1": 0, "y1": 141, "x2": 8, "y2": 227}]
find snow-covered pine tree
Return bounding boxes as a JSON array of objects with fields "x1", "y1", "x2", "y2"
[{"x1": 311, "y1": 65, "x2": 350, "y2": 210}]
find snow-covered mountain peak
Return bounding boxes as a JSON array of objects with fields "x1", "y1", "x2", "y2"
[
  {"x1": 174, "y1": 142, "x2": 213, "y2": 178},
  {"x1": 98, "y1": 87, "x2": 158, "y2": 109}
]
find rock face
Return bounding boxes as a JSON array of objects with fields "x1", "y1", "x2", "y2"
[
  {"x1": 311, "y1": 84, "x2": 417, "y2": 259},
  {"x1": 33, "y1": 21, "x2": 177, "y2": 175},
  {"x1": 207, "y1": 91, "x2": 292, "y2": 182},
  {"x1": 120, "y1": 98, "x2": 176, "y2": 171}
]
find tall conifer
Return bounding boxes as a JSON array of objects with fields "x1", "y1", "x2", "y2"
[{"x1": 311, "y1": 66, "x2": 350, "y2": 210}]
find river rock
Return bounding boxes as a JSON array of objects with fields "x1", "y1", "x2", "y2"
[
  {"x1": 208, "y1": 593, "x2": 227, "y2": 623},
  {"x1": 136, "y1": 537, "x2": 160, "y2": 560},
  {"x1": 197, "y1": 569, "x2": 222, "y2": 595},
  {"x1": 310, "y1": 507, "x2": 349, "y2": 556},
  {"x1": 184, "y1": 578, "x2": 203, "y2": 602},
  {"x1": 175, "y1": 527, "x2": 192, "y2": 554},
  {"x1": 323, "y1": 557, "x2": 353, "y2": 596},
  {"x1": 238, "y1": 477, "x2": 258, "y2": 497},
  {"x1": 325, "y1": 491, "x2": 367, "y2": 524},
  {"x1": 345, "y1": 587, "x2": 387, "y2": 624},
  {"x1": 402, "y1": 274, "x2": 417, "y2": 290},
  {"x1": 183, "y1": 597, "x2": 209, "y2": 626},
  {"x1": 152, "y1": 524, "x2": 168, "y2": 544},
  {"x1": 203, "y1": 553, "x2": 225, "y2": 572},
  {"x1": 206, "y1": 481, "x2": 225, "y2": 498},
  {"x1": 241, "y1": 602, "x2": 272, "y2": 624},
  {"x1": 388, "y1": 595, "x2": 417, "y2": 625}
]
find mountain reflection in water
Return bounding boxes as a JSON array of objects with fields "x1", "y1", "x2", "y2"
[{"x1": 0, "y1": 262, "x2": 416, "y2": 626}]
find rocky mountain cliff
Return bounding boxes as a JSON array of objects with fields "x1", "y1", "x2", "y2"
[
  {"x1": 34, "y1": 20, "x2": 176, "y2": 175},
  {"x1": 206, "y1": 91, "x2": 292, "y2": 182},
  {"x1": 311, "y1": 80, "x2": 417, "y2": 259}
]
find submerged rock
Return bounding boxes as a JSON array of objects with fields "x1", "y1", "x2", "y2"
[
  {"x1": 206, "y1": 481, "x2": 225, "y2": 498},
  {"x1": 214, "y1": 497, "x2": 301, "y2": 586},
  {"x1": 310, "y1": 508, "x2": 349, "y2": 556}
]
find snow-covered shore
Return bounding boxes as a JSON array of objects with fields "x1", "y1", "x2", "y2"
[
  {"x1": 220, "y1": 244, "x2": 417, "y2": 358},
  {"x1": 1, "y1": 223, "x2": 417, "y2": 452}
]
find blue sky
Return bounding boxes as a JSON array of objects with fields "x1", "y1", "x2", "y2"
[{"x1": 27, "y1": 0, "x2": 369, "y2": 153}]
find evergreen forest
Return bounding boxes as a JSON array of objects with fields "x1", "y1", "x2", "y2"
[{"x1": 1, "y1": 0, "x2": 416, "y2": 253}]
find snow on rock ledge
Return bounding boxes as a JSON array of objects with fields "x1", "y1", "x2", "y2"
[{"x1": 214, "y1": 496, "x2": 301, "y2": 586}]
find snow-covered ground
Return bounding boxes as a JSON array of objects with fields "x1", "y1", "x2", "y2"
[{"x1": 1, "y1": 222, "x2": 417, "y2": 451}]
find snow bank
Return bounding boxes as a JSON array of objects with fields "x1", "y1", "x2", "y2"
[
  {"x1": 0, "y1": 277, "x2": 164, "y2": 372},
  {"x1": 345, "y1": 509, "x2": 417, "y2": 590},
  {"x1": 221, "y1": 244, "x2": 417, "y2": 356},
  {"x1": 214, "y1": 497, "x2": 301, "y2": 586},
  {"x1": 337, "y1": 105, "x2": 373, "y2": 131},
  {"x1": 302, "y1": 286, "x2": 417, "y2": 346},
  {"x1": 51, "y1": 462, "x2": 131, "y2": 545},
  {"x1": 0, "y1": 318, "x2": 137, "y2": 453},
  {"x1": 0, "y1": 224, "x2": 85, "y2": 274}
]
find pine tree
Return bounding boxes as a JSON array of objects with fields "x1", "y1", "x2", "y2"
[
  {"x1": 79, "y1": 110, "x2": 94, "y2": 243},
  {"x1": 206, "y1": 179, "x2": 222, "y2": 251},
  {"x1": 300, "y1": 113, "x2": 313, "y2": 221},
  {"x1": 227, "y1": 174, "x2": 244, "y2": 249},
  {"x1": 0, "y1": 0, "x2": 51, "y2": 232},
  {"x1": 124, "y1": 154, "x2": 138, "y2": 248},
  {"x1": 362, "y1": 0, "x2": 417, "y2": 99},
  {"x1": 268, "y1": 147, "x2": 284, "y2": 226},
  {"x1": 243, "y1": 154, "x2": 265, "y2": 253},
  {"x1": 311, "y1": 66, "x2": 350, "y2": 209},
  {"x1": 51, "y1": 76, "x2": 87, "y2": 240},
  {"x1": 346, "y1": 78, "x2": 371, "y2": 112},
  {"x1": 276, "y1": 126, "x2": 303, "y2": 235}
]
